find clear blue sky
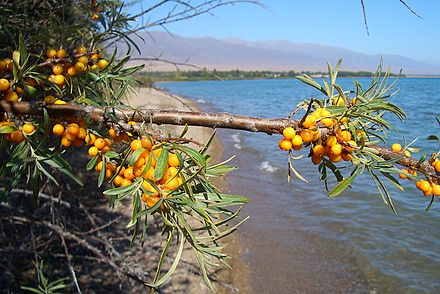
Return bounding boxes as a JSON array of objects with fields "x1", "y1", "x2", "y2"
[{"x1": 127, "y1": 1, "x2": 440, "y2": 65}]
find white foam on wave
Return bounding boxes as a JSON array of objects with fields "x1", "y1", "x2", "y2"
[
  {"x1": 196, "y1": 99, "x2": 206, "y2": 104},
  {"x1": 259, "y1": 161, "x2": 278, "y2": 172},
  {"x1": 231, "y1": 133, "x2": 242, "y2": 149}
]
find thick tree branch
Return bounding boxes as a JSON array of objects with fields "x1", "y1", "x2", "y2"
[{"x1": 0, "y1": 101, "x2": 438, "y2": 181}]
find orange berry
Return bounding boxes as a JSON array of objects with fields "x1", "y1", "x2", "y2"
[
  {"x1": 94, "y1": 138, "x2": 105, "y2": 149},
  {"x1": 300, "y1": 130, "x2": 314, "y2": 142},
  {"x1": 341, "y1": 117, "x2": 350, "y2": 123},
  {"x1": 321, "y1": 118, "x2": 334, "y2": 128},
  {"x1": 121, "y1": 178, "x2": 132, "y2": 187},
  {"x1": 52, "y1": 124, "x2": 65, "y2": 136},
  {"x1": 11, "y1": 130, "x2": 24, "y2": 143},
  {"x1": 56, "y1": 49, "x2": 67, "y2": 58},
  {"x1": 77, "y1": 46, "x2": 87, "y2": 54},
  {"x1": 434, "y1": 161, "x2": 440, "y2": 173},
  {"x1": 88, "y1": 146, "x2": 99, "y2": 156},
  {"x1": 118, "y1": 166, "x2": 126, "y2": 176},
  {"x1": 74, "y1": 61, "x2": 86, "y2": 72},
  {"x1": 143, "y1": 195, "x2": 160, "y2": 208},
  {"x1": 338, "y1": 130, "x2": 352, "y2": 142},
  {"x1": 143, "y1": 167, "x2": 157, "y2": 181},
  {"x1": 22, "y1": 123, "x2": 35, "y2": 134},
  {"x1": 90, "y1": 64, "x2": 99, "y2": 71},
  {"x1": 51, "y1": 74, "x2": 64, "y2": 86},
  {"x1": 399, "y1": 169, "x2": 409, "y2": 179},
  {"x1": 46, "y1": 48, "x2": 57, "y2": 58},
  {"x1": 78, "y1": 128, "x2": 87, "y2": 139},
  {"x1": 165, "y1": 177, "x2": 180, "y2": 190},
  {"x1": 113, "y1": 175, "x2": 123, "y2": 186},
  {"x1": 326, "y1": 136, "x2": 337, "y2": 147},
  {"x1": 329, "y1": 153, "x2": 342, "y2": 163},
  {"x1": 109, "y1": 128, "x2": 116, "y2": 137},
  {"x1": 291, "y1": 135, "x2": 303, "y2": 147},
  {"x1": 424, "y1": 186, "x2": 433, "y2": 197},
  {"x1": 67, "y1": 123, "x2": 80, "y2": 136},
  {"x1": 302, "y1": 116, "x2": 314, "y2": 129},
  {"x1": 124, "y1": 167, "x2": 135, "y2": 180},
  {"x1": 278, "y1": 139, "x2": 292, "y2": 151},
  {"x1": 67, "y1": 66, "x2": 77, "y2": 76},
  {"x1": 97, "y1": 59, "x2": 108, "y2": 69},
  {"x1": 54, "y1": 100, "x2": 67, "y2": 104},
  {"x1": 163, "y1": 167, "x2": 178, "y2": 181},
  {"x1": 130, "y1": 139, "x2": 142, "y2": 151},
  {"x1": 105, "y1": 168, "x2": 112, "y2": 178},
  {"x1": 433, "y1": 184, "x2": 440, "y2": 196},
  {"x1": 0, "y1": 78, "x2": 10, "y2": 91},
  {"x1": 61, "y1": 137, "x2": 72, "y2": 147},
  {"x1": 282, "y1": 127, "x2": 296, "y2": 140},
  {"x1": 312, "y1": 144, "x2": 325, "y2": 157},
  {"x1": 142, "y1": 180, "x2": 159, "y2": 197},
  {"x1": 321, "y1": 109, "x2": 331, "y2": 117},
  {"x1": 330, "y1": 144, "x2": 343, "y2": 156},
  {"x1": 96, "y1": 161, "x2": 104, "y2": 172},
  {"x1": 152, "y1": 147, "x2": 163, "y2": 158},
  {"x1": 44, "y1": 95, "x2": 57, "y2": 104},
  {"x1": 4, "y1": 90, "x2": 18, "y2": 102},
  {"x1": 134, "y1": 156, "x2": 146, "y2": 169},
  {"x1": 52, "y1": 64, "x2": 63, "y2": 75},
  {"x1": 420, "y1": 181, "x2": 431, "y2": 193},
  {"x1": 78, "y1": 56, "x2": 89, "y2": 65},
  {"x1": 168, "y1": 153, "x2": 180, "y2": 167},
  {"x1": 342, "y1": 153, "x2": 352, "y2": 161},
  {"x1": 391, "y1": 143, "x2": 402, "y2": 153},
  {"x1": 311, "y1": 155, "x2": 322, "y2": 165},
  {"x1": 404, "y1": 150, "x2": 411, "y2": 157},
  {"x1": 91, "y1": 54, "x2": 100, "y2": 60},
  {"x1": 85, "y1": 133, "x2": 96, "y2": 145},
  {"x1": 141, "y1": 136, "x2": 153, "y2": 150},
  {"x1": 64, "y1": 132, "x2": 76, "y2": 141}
]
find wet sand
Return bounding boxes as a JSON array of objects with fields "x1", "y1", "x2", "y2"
[{"x1": 127, "y1": 87, "x2": 250, "y2": 293}]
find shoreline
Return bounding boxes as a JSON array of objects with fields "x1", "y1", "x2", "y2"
[{"x1": 127, "y1": 87, "x2": 250, "y2": 293}]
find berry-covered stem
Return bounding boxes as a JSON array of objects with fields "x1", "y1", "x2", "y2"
[{"x1": 1, "y1": 100, "x2": 438, "y2": 182}]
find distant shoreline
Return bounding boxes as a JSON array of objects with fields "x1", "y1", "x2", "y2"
[{"x1": 134, "y1": 70, "x2": 440, "y2": 85}]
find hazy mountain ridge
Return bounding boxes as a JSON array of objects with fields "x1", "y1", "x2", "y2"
[{"x1": 123, "y1": 31, "x2": 440, "y2": 75}]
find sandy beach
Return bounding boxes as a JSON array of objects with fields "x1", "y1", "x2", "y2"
[{"x1": 127, "y1": 87, "x2": 250, "y2": 293}]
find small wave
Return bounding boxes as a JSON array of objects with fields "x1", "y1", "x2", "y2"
[
  {"x1": 231, "y1": 133, "x2": 241, "y2": 143},
  {"x1": 231, "y1": 133, "x2": 242, "y2": 149},
  {"x1": 196, "y1": 99, "x2": 206, "y2": 104},
  {"x1": 259, "y1": 161, "x2": 278, "y2": 172}
]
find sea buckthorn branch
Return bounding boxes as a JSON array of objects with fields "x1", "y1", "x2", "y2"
[{"x1": 0, "y1": 100, "x2": 438, "y2": 183}]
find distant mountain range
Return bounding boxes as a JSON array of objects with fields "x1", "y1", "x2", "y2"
[{"x1": 121, "y1": 31, "x2": 440, "y2": 75}]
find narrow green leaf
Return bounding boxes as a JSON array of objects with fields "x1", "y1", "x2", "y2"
[
  {"x1": 328, "y1": 168, "x2": 359, "y2": 197},
  {"x1": 86, "y1": 155, "x2": 99, "y2": 171},
  {"x1": 128, "y1": 147, "x2": 146, "y2": 167},
  {"x1": 154, "y1": 149, "x2": 169, "y2": 180}
]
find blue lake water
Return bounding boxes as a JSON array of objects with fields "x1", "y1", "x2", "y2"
[{"x1": 160, "y1": 78, "x2": 440, "y2": 293}]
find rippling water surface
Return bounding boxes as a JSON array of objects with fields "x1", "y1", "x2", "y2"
[{"x1": 160, "y1": 78, "x2": 440, "y2": 293}]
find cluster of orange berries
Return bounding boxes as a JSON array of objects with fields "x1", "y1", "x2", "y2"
[
  {"x1": 0, "y1": 58, "x2": 20, "y2": 102},
  {"x1": 278, "y1": 108, "x2": 358, "y2": 164},
  {"x1": 45, "y1": 46, "x2": 108, "y2": 91},
  {"x1": 97, "y1": 133, "x2": 183, "y2": 208},
  {"x1": 393, "y1": 143, "x2": 440, "y2": 197},
  {"x1": 0, "y1": 121, "x2": 36, "y2": 143},
  {"x1": 117, "y1": 139, "x2": 182, "y2": 208},
  {"x1": 52, "y1": 122, "x2": 89, "y2": 148}
]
